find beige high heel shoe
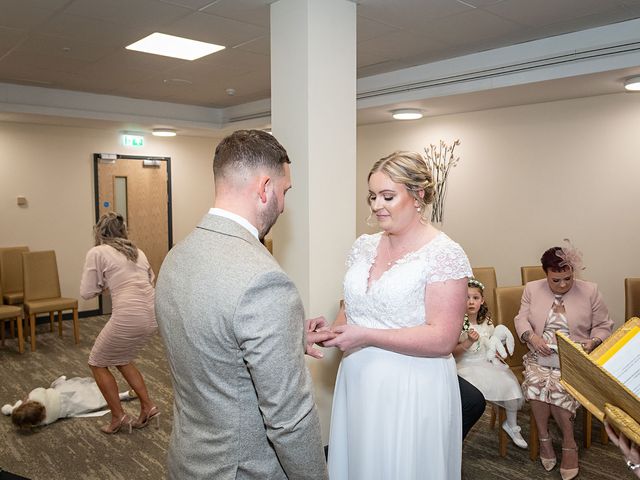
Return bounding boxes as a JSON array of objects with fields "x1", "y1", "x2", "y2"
[
  {"x1": 539, "y1": 436, "x2": 557, "y2": 471},
  {"x1": 560, "y1": 446, "x2": 579, "y2": 480},
  {"x1": 132, "y1": 406, "x2": 160, "y2": 430},
  {"x1": 100, "y1": 414, "x2": 132, "y2": 434}
]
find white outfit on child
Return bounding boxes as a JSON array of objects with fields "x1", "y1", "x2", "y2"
[
  {"x1": 2, "y1": 376, "x2": 131, "y2": 425},
  {"x1": 456, "y1": 323, "x2": 524, "y2": 408}
]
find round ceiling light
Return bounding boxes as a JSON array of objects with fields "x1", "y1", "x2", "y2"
[
  {"x1": 152, "y1": 128, "x2": 177, "y2": 137},
  {"x1": 391, "y1": 108, "x2": 423, "y2": 120},
  {"x1": 624, "y1": 76, "x2": 640, "y2": 91}
]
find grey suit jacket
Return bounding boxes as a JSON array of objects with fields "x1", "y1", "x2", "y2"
[{"x1": 155, "y1": 214, "x2": 327, "y2": 480}]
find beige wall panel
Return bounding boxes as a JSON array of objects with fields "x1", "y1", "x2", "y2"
[
  {"x1": 3, "y1": 91, "x2": 640, "y2": 325},
  {"x1": 357, "y1": 92, "x2": 640, "y2": 326},
  {"x1": 0, "y1": 122, "x2": 218, "y2": 311}
]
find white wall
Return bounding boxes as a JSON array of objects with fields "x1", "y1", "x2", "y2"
[
  {"x1": 0, "y1": 121, "x2": 218, "y2": 311},
  {"x1": 357, "y1": 92, "x2": 640, "y2": 325}
]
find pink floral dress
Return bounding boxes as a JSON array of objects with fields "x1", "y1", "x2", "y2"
[{"x1": 521, "y1": 294, "x2": 580, "y2": 414}]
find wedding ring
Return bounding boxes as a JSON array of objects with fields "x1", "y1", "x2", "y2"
[{"x1": 627, "y1": 460, "x2": 640, "y2": 471}]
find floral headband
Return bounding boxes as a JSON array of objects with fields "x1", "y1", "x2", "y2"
[
  {"x1": 555, "y1": 238, "x2": 585, "y2": 272},
  {"x1": 468, "y1": 278, "x2": 484, "y2": 291}
]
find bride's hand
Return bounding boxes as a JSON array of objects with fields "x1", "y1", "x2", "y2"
[{"x1": 323, "y1": 324, "x2": 368, "y2": 352}]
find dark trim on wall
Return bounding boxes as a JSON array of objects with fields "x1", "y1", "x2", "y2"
[
  {"x1": 34, "y1": 309, "x2": 102, "y2": 322},
  {"x1": 2, "y1": 310, "x2": 102, "y2": 334}
]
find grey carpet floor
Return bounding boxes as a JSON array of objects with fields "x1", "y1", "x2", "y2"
[
  {"x1": 0, "y1": 316, "x2": 635, "y2": 479},
  {"x1": 0, "y1": 316, "x2": 172, "y2": 480}
]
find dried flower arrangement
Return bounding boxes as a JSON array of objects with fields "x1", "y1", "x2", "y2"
[{"x1": 424, "y1": 139, "x2": 461, "y2": 223}]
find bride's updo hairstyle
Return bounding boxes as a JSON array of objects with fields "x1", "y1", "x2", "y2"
[{"x1": 368, "y1": 151, "x2": 435, "y2": 224}]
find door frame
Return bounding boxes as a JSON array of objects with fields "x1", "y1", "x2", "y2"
[{"x1": 92, "y1": 153, "x2": 173, "y2": 314}]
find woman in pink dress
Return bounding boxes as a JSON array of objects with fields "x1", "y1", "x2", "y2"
[{"x1": 80, "y1": 212, "x2": 159, "y2": 434}]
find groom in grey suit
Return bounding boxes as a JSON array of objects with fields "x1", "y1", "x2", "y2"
[{"x1": 155, "y1": 130, "x2": 329, "y2": 479}]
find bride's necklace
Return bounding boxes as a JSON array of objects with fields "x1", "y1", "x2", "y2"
[{"x1": 384, "y1": 235, "x2": 410, "y2": 266}]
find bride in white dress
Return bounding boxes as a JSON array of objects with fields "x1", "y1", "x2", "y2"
[{"x1": 325, "y1": 151, "x2": 471, "y2": 480}]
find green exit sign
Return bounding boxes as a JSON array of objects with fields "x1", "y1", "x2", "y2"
[{"x1": 123, "y1": 134, "x2": 144, "y2": 147}]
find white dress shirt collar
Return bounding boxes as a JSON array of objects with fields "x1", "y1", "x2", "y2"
[{"x1": 208, "y1": 207, "x2": 259, "y2": 240}]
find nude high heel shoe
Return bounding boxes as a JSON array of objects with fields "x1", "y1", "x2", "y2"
[
  {"x1": 539, "y1": 436, "x2": 557, "y2": 471},
  {"x1": 560, "y1": 446, "x2": 579, "y2": 480},
  {"x1": 133, "y1": 406, "x2": 160, "y2": 429},
  {"x1": 100, "y1": 414, "x2": 132, "y2": 434}
]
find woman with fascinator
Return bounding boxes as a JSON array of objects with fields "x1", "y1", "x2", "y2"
[
  {"x1": 80, "y1": 212, "x2": 159, "y2": 434},
  {"x1": 514, "y1": 240, "x2": 613, "y2": 480}
]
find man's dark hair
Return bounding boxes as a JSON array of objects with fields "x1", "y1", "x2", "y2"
[{"x1": 213, "y1": 130, "x2": 290, "y2": 181}]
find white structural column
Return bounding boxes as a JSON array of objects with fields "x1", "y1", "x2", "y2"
[{"x1": 270, "y1": 0, "x2": 356, "y2": 442}]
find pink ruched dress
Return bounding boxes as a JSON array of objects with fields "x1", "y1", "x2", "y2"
[{"x1": 80, "y1": 245, "x2": 157, "y2": 367}]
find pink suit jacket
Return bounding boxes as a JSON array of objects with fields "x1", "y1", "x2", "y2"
[{"x1": 514, "y1": 278, "x2": 613, "y2": 350}]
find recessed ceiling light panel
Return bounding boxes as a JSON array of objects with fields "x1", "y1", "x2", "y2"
[
  {"x1": 163, "y1": 78, "x2": 193, "y2": 86},
  {"x1": 126, "y1": 33, "x2": 225, "y2": 61},
  {"x1": 391, "y1": 108, "x2": 423, "y2": 120},
  {"x1": 624, "y1": 76, "x2": 640, "y2": 91},
  {"x1": 152, "y1": 128, "x2": 177, "y2": 137}
]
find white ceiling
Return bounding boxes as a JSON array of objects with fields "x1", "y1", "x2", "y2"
[{"x1": 1, "y1": 0, "x2": 640, "y2": 133}]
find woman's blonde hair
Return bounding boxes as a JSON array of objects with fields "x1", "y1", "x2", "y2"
[
  {"x1": 94, "y1": 212, "x2": 138, "y2": 262},
  {"x1": 11, "y1": 400, "x2": 46, "y2": 428},
  {"x1": 367, "y1": 151, "x2": 435, "y2": 223}
]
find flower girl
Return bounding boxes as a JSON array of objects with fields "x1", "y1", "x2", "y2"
[{"x1": 454, "y1": 278, "x2": 527, "y2": 448}]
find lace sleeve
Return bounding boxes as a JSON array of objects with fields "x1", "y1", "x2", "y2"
[
  {"x1": 346, "y1": 234, "x2": 376, "y2": 269},
  {"x1": 424, "y1": 236, "x2": 472, "y2": 284}
]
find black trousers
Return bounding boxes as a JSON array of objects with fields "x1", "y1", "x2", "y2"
[{"x1": 459, "y1": 375, "x2": 486, "y2": 439}]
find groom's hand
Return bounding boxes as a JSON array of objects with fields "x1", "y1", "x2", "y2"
[{"x1": 305, "y1": 316, "x2": 336, "y2": 359}]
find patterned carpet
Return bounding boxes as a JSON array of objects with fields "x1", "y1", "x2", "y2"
[
  {"x1": 0, "y1": 316, "x2": 634, "y2": 479},
  {"x1": 0, "y1": 316, "x2": 172, "y2": 480}
]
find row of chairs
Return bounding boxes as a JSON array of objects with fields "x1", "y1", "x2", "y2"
[
  {"x1": 476, "y1": 266, "x2": 640, "y2": 326},
  {"x1": 0, "y1": 246, "x2": 79, "y2": 353},
  {"x1": 470, "y1": 266, "x2": 633, "y2": 458}
]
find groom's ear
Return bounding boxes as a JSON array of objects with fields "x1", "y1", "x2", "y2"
[{"x1": 256, "y1": 175, "x2": 271, "y2": 204}]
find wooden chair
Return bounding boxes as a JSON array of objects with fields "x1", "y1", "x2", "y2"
[
  {"x1": 263, "y1": 237, "x2": 273, "y2": 255},
  {"x1": 521, "y1": 265, "x2": 545, "y2": 284},
  {"x1": 22, "y1": 250, "x2": 79, "y2": 351},
  {"x1": 491, "y1": 285, "x2": 530, "y2": 457},
  {"x1": 625, "y1": 278, "x2": 640, "y2": 320},
  {"x1": 0, "y1": 246, "x2": 29, "y2": 342},
  {"x1": 0, "y1": 246, "x2": 29, "y2": 306},
  {"x1": 0, "y1": 283, "x2": 24, "y2": 353},
  {"x1": 471, "y1": 267, "x2": 497, "y2": 317}
]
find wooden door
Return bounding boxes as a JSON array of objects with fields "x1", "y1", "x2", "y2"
[{"x1": 94, "y1": 155, "x2": 172, "y2": 281}]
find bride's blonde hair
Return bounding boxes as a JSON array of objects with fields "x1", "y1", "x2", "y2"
[{"x1": 367, "y1": 151, "x2": 435, "y2": 224}]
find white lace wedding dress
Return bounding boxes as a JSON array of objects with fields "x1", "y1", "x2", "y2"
[{"x1": 328, "y1": 232, "x2": 472, "y2": 480}]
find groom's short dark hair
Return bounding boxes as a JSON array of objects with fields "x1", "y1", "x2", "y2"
[{"x1": 213, "y1": 129, "x2": 290, "y2": 182}]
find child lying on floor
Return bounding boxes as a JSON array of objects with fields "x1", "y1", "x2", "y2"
[{"x1": 2, "y1": 375, "x2": 135, "y2": 428}]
